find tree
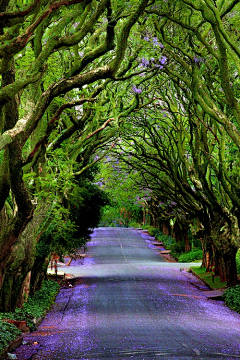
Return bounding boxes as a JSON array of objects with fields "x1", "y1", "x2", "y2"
[{"x1": 0, "y1": 0, "x2": 153, "y2": 311}]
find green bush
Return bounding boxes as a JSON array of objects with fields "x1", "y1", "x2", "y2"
[
  {"x1": 223, "y1": 285, "x2": 240, "y2": 313},
  {"x1": 154, "y1": 231, "x2": 172, "y2": 245},
  {"x1": 145, "y1": 226, "x2": 157, "y2": 236},
  {"x1": 129, "y1": 222, "x2": 141, "y2": 228},
  {"x1": 0, "y1": 321, "x2": 21, "y2": 356},
  {"x1": 178, "y1": 249, "x2": 203, "y2": 262},
  {"x1": 0, "y1": 279, "x2": 60, "y2": 336}
]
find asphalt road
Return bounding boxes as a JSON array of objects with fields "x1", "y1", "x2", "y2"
[{"x1": 15, "y1": 227, "x2": 240, "y2": 359}]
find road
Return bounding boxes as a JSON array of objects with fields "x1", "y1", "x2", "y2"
[{"x1": 15, "y1": 227, "x2": 240, "y2": 359}]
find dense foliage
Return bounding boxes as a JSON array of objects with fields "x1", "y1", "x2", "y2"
[
  {"x1": 1, "y1": 0, "x2": 240, "y2": 312},
  {"x1": 0, "y1": 0, "x2": 153, "y2": 311},
  {"x1": 223, "y1": 285, "x2": 240, "y2": 314},
  {"x1": 178, "y1": 250, "x2": 203, "y2": 263},
  {"x1": 0, "y1": 321, "x2": 21, "y2": 357},
  {"x1": 0, "y1": 279, "x2": 59, "y2": 355}
]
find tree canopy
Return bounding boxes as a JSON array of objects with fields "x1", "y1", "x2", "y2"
[{"x1": 1, "y1": 0, "x2": 240, "y2": 310}]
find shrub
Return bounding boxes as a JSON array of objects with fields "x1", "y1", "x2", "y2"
[
  {"x1": 0, "y1": 321, "x2": 21, "y2": 356},
  {"x1": 0, "y1": 280, "x2": 60, "y2": 333},
  {"x1": 145, "y1": 226, "x2": 157, "y2": 236},
  {"x1": 178, "y1": 249, "x2": 203, "y2": 262},
  {"x1": 223, "y1": 285, "x2": 240, "y2": 313},
  {"x1": 129, "y1": 222, "x2": 141, "y2": 228}
]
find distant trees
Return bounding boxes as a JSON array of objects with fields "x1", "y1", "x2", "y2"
[{"x1": 105, "y1": 0, "x2": 240, "y2": 287}]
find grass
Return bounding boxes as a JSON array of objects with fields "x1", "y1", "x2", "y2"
[{"x1": 190, "y1": 266, "x2": 227, "y2": 289}]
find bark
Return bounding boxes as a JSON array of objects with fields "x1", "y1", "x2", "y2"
[
  {"x1": 0, "y1": 64, "x2": 35, "y2": 274},
  {"x1": 162, "y1": 221, "x2": 170, "y2": 235},
  {"x1": 0, "y1": 236, "x2": 36, "y2": 312},
  {"x1": 0, "y1": 203, "x2": 48, "y2": 311},
  {"x1": 223, "y1": 247, "x2": 238, "y2": 287},
  {"x1": 200, "y1": 233, "x2": 213, "y2": 271},
  {"x1": 210, "y1": 212, "x2": 239, "y2": 286},
  {"x1": 30, "y1": 255, "x2": 50, "y2": 295}
]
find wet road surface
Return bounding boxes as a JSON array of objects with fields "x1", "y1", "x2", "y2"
[{"x1": 15, "y1": 227, "x2": 240, "y2": 359}]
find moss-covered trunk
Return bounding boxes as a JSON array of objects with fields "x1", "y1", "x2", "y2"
[
  {"x1": 210, "y1": 213, "x2": 239, "y2": 287},
  {"x1": 30, "y1": 255, "x2": 50, "y2": 295},
  {"x1": 0, "y1": 204, "x2": 49, "y2": 311}
]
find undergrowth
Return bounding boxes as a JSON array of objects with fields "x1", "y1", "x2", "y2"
[
  {"x1": 0, "y1": 321, "x2": 21, "y2": 356},
  {"x1": 178, "y1": 249, "x2": 203, "y2": 262},
  {"x1": 0, "y1": 279, "x2": 60, "y2": 356},
  {"x1": 223, "y1": 285, "x2": 240, "y2": 314},
  {"x1": 190, "y1": 266, "x2": 227, "y2": 289}
]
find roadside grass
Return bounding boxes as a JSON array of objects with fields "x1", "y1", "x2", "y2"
[
  {"x1": 190, "y1": 266, "x2": 227, "y2": 289},
  {"x1": 0, "y1": 279, "x2": 60, "y2": 356},
  {"x1": 190, "y1": 266, "x2": 240, "y2": 314}
]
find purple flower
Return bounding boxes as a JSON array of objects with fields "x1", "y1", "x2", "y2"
[
  {"x1": 144, "y1": 36, "x2": 149, "y2": 41},
  {"x1": 96, "y1": 181, "x2": 103, "y2": 187},
  {"x1": 194, "y1": 55, "x2": 205, "y2": 63},
  {"x1": 141, "y1": 57, "x2": 150, "y2": 67},
  {"x1": 159, "y1": 56, "x2": 167, "y2": 65},
  {"x1": 153, "y1": 37, "x2": 159, "y2": 46},
  {"x1": 132, "y1": 85, "x2": 142, "y2": 94},
  {"x1": 160, "y1": 43, "x2": 164, "y2": 49}
]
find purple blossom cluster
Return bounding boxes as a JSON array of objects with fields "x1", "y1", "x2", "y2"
[
  {"x1": 141, "y1": 57, "x2": 150, "y2": 67},
  {"x1": 140, "y1": 56, "x2": 167, "y2": 70},
  {"x1": 194, "y1": 55, "x2": 205, "y2": 63},
  {"x1": 132, "y1": 85, "x2": 142, "y2": 94},
  {"x1": 143, "y1": 35, "x2": 164, "y2": 49},
  {"x1": 95, "y1": 181, "x2": 103, "y2": 187},
  {"x1": 153, "y1": 37, "x2": 164, "y2": 48}
]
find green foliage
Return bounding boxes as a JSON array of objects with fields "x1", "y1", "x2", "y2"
[
  {"x1": 129, "y1": 222, "x2": 141, "y2": 228},
  {"x1": 0, "y1": 320, "x2": 21, "y2": 356},
  {"x1": 236, "y1": 249, "x2": 240, "y2": 274},
  {"x1": 0, "y1": 280, "x2": 59, "y2": 354},
  {"x1": 142, "y1": 225, "x2": 156, "y2": 236},
  {"x1": 36, "y1": 176, "x2": 108, "y2": 258},
  {"x1": 0, "y1": 280, "x2": 59, "y2": 331},
  {"x1": 190, "y1": 267, "x2": 227, "y2": 290},
  {"x1": 178, "y1": 249, "x2": 203, "y2": 263},
  {"x1": 69, "y1": 181, "x2": 109, "y2": 237},
  {"x1": 23, "y1": 280, "x2": 59, "y2": 320},
  {"x1": 223, "y1": 285, "x2": 240, "y2": 314}
]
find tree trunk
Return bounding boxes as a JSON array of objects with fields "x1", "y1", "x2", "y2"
[
  {"x1": 0, "y1": 63, "x2": 35, "y2": 275},
  {"x1": 30, "y1": 255, "x2": 50, "y2": 295},
  {"x1": 214, "y1": 248, "x2": 227, "y2": 282},
  {"x1": 0, "y1": 204, "x2": 49, "y2": 311},
  {"x1": 162, "y1": 221, "x2": 170, "y2": 235},
  {"x1": 209, "y1": 212, "x2": 239, "y2": 286},
  {"x1": 223, "y1": 247, "x2": 238, "y2": 287}
]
